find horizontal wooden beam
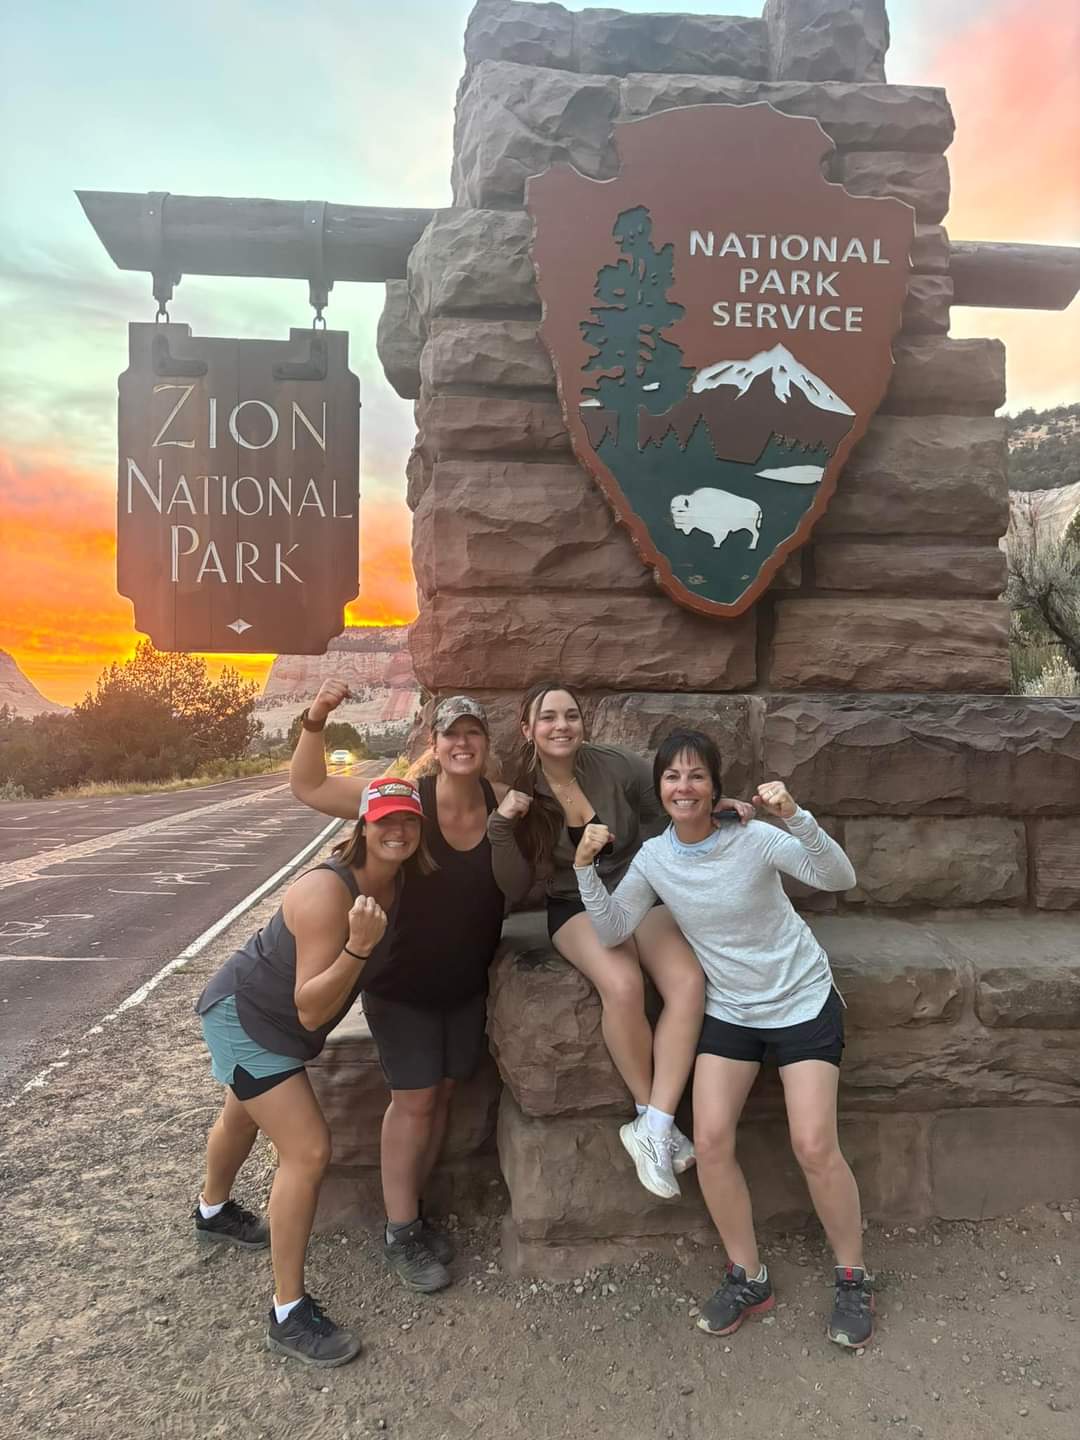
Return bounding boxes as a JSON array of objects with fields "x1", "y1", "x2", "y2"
[
  {"x1": 949, "y1": 241, "x2": 1080, "y2": 312},
  {"x1": 76, "y1": 190, "x2": 437, "y2": 284},
  {"x1": 78, "y1": 193, "x2": 1080, "y2": 316}
]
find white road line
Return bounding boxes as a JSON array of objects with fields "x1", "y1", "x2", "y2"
[
  {"x1": 0, "y1": 955, "x2": 119, "y2": 963},
  {"x1": 0, "y1": 783, "x2": 295, "y2": 890},
  {"x1": 100, "y1": 816, "x2": 344, "y2": 1020},
  {"x1": 10, "y1": 815, "x2": 344, "y2": 1101}
]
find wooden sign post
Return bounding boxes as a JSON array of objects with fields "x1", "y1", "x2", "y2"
[{"x1": 118, "y1": 323, "x2": 360, "y2": 654}]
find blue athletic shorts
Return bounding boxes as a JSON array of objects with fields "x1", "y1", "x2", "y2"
[{"x1": 200, "y1": 994, "x2": 304, "y2": 1098}]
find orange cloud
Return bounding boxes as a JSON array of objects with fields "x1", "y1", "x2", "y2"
[
  {"x1": 0, "y1": 449, "x2": 137, "y2": 703},
  {"x1": 932, "y1": 0, "x2": 1080, "y2": 245},
  {"x1": 925, "y1": 0, "x2": 1080, "y2": 408},
  {"x1": 0, "y1": 448, "x2": 417, "y2": 705},
  {"x1": 347, "y1": 492, "x2": 418, "y2": 628}
]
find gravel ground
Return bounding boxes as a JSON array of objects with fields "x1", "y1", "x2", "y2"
[{"x1": 1, "y1": 874, "x2": 1077, "y2": 1440}]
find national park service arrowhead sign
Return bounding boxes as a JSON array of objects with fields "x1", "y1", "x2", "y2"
[{"x1": 526, "y1": 104, "x2": 915, "y2": 616}]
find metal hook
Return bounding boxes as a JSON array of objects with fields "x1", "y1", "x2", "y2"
[
  {"x1": 304, "y1": 199, "x2": 332, "y2": 321},
  {"x1": 143, "y1": 191, "x2": 182, "y2": 320}
]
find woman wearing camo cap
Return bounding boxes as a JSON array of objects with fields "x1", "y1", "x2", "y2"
[{"x1": 291, "y1": 683, "x2": 511, "y2": 1297}]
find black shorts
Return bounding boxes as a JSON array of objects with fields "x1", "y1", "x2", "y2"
[
  {"x1": 697, "y1": 988, "x2": 845, "y2": 1069},
  {"x1": 547, "y1": 893, "x2": 662, "y2": 941},
  {"x1": 361, "y1": 989, "x2": 488, "y2": 1090}
]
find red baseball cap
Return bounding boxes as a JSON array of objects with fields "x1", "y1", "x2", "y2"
[{"x1": 358, "y1": 777, "x2": 424, "y2": 824}]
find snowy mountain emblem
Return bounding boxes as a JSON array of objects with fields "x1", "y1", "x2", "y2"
[{"x1": 526, "y1": 102, "x2": 914, "y2": 616}]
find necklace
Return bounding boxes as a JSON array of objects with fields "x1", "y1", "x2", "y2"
[{"x1": 544, "y1": 771, "x2": 578, "y2": 800}]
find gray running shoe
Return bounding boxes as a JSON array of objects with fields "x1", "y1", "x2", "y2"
[
  {"x1": 192, "y1": 1199, "x2": 268, "y2": 1249},
  {"x1": 383, "y1": 1220, "x2": 451, "y2": 1293},
  {"x1": 697, "y1": 1263, "x2": 775, "y2": 1336},
  {"x1": 266, "y1": 1295, "x2": 362, "y2": 1367},
  {"x1": 828, "y1": 1266, "x2": 876, "y2": 1348}
]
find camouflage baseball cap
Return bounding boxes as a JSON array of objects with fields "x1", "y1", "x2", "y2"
[{"x1": 432, "y1": 695, "x2": 489, "y2": 734}]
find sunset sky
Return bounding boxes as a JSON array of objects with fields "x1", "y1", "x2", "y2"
[{"x1": 1, "y1": 0, "x2": 1078, "y2": 705}]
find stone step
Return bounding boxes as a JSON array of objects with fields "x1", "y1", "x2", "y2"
[{"x1": 489, "y1": 910, "x2": 1080, "y2": 1120}]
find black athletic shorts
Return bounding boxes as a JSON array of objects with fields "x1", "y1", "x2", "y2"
[
  {"x1": 697, "y1": 987, "x2": 845, "y2": 1069},
  {"x1": 361, "y1": 989, "x2": 488, "y2": 1090},
  {"x1": 547, "y1": 893, "x2": 662, "y2": 941}
]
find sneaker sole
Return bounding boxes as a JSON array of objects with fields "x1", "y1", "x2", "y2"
[
  {"x1": 672, "y1": 1154, "x2": 696, "y2": 1175},
  {"x1": 618, "y1": 1122, "x2": 681, "y2": 1201},
  {"x1": 194, "y1": 1227, "x2": 269, "y2": 1251},
  {"x1": 696, "y1": 1293, "x2": 775, "y2": 1337},
  {"x1": 265, "y1": 1335, "x2": 362, "y2": 1367}
]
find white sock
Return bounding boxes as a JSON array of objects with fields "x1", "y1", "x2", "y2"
[
  {"x1": 635, "y1": 1103, "x2": 647, "y2": 1117},
  {"x1": 644, "y1": 1106, "x2": 675, "y2": 1138},
  {"x1": 198, "y1": 1196, "x2": 226, "y2": 1219},
  {"x1": 273, "y1": 1295, "x2": 304, "y2": 1324},
  {"x1": 749, "y1": 1264, "x2": 767, "y2": 1284}
]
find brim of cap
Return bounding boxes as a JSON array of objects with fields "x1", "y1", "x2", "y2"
[{"x1": 364, "y1": 799, "x2": 424, "y2": 822}]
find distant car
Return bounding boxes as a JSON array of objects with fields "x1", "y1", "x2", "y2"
[{"x1": 329, "y1": 749, "x2": 352, "y2": 765}]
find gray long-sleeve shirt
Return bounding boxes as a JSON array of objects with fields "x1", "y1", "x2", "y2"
[{"x1": 574, "y1": 808, "x2": 856, "y2": 1028}]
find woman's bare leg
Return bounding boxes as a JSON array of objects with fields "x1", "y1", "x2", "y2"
[
  {"x1": 634, "y1": 906, "x2": 706, "y2": 1116},
  {"x1": 419, "y1": 1078, "x2": 456, "y2": 1192},
  {"x1": 241, "y1": 1071, "x2": 331, "y2": 1303},
  {"x1": 781, "y1": 1060, "x2": 864, "y2": 1269},
  {"x1": 693, "y1": 1055, "x2": 762, "y2": 1272},
  {"x1": 202, "y1": 1088, "x2": 259, "y2": 1204},
  {"x1": 553, "y1": 912, "x2": 652, "y2": 1106},
  {"x1": 381, "y1": 1084, "x2": 443, "y2": 1225}
]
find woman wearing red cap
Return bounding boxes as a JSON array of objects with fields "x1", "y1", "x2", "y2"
[
  {"x1": 290, "y1": 681, "x2": 511, "y2": 1297},
  {"x1": 191, "y1": 774, "x2": 426, "y2": 1368}
]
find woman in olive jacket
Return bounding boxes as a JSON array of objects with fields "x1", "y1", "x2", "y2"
[{"x1": 488, "y1": 681, "x2": 751, "y2": 1203}]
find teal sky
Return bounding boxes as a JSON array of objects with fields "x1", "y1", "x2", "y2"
[{"x1": 0, "y1": 0, "x2": 1009, "y2": 489}]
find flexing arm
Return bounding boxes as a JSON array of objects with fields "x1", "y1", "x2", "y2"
[
  {"x1": 754, "y1": 782, "x2": 856, "y2": 893},
  {"x1": 573, "y1": 832, "x2": 659, "y2": 947},
  {"x1": 286, "y1": 873, "x2": 387, "y2": 1031},
  {"x1": 486, "y1": 792, "x2": 536, "y2": 902},
  {"x1": 289, "y1": 679, "x2": 366, "y2": 820}
]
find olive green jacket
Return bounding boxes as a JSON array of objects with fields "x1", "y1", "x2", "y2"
[{"x1": 486, "y1": 743, "x2": 667, "y2": 904}]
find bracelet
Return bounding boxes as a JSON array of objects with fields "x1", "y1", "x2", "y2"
[
  {"x1": 300, "y1": 707, "x2": 326, "y2": 733},
  {"x1": 344, "y1": 945, "x2": 369, "y2": 961}
]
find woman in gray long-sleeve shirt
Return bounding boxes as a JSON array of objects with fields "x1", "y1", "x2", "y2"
[{"x1": 573, "y1": 729, "x2": 876, "y2": 1353}]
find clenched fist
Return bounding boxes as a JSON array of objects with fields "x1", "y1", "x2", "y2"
[
  {"x1": 309, "y1": 678, "x2": 351, "y2": 725},
  {"x1": 574, "y1": 822, "x2": 613, "y2": 868},
  {"x1": 346, "y1": 895, "x2": 387, "y2": 956},
  {"x1": 754, "y1": 781, "x2": 798, "y2": 821},
  {"x1": 497, "y1": 788, "x2": 532, "y2": 822}
]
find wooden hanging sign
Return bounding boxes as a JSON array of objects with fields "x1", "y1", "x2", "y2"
[{"x1": 117, "y1": 324, "x2": 360, "y2": 653}]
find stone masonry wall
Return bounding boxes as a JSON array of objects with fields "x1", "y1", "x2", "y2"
[{"x1": 357, "y1": 1, "x2": 1080, "y2": 1270}]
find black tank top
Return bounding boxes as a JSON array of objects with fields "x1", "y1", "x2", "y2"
[
  {"x1": 195, "y1": 857, "x2": 399, "y2": 1060},
  {"x1": 362, "y1": 775, "x2": 504, "y2": 1010}
]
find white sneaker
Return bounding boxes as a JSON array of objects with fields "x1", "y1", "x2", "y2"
[
  {"x1": 619, "y1": 1116, "x2": 681, "y2": 1200},
  {"x1": 670, "y1": 1125, "x2": 696, "y2": 1175}
]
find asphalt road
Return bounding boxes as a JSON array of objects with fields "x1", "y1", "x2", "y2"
[{"x1": 0, "y1": 764, "x2": 378, "y2": 1087}]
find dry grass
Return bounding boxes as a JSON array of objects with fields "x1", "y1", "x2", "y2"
[{"x1": 55, "y1": 759, "x2": 287, "y2": 800}]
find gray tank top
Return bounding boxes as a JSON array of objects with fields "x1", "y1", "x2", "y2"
[{"x1": 195, "y1": 857, "x2": 397, "y2": 1061}]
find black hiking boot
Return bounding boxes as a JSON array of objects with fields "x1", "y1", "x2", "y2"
[
  {"x1": 192, "y1": 1199, "x2": 268, "y2": 1249},
  {"x1": 696, "y1": 1262, "x2": 775, "y2": 1336},
  {"x1": 265, "y1": 1295, "x2": 362, "y2": 1368},
  {"x1": 828, "y1": 1266, "x2": 876, "y2": 1348},
  {"x1": 383, "y1": 1219, "x2": 451, "y2": 1293}
]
